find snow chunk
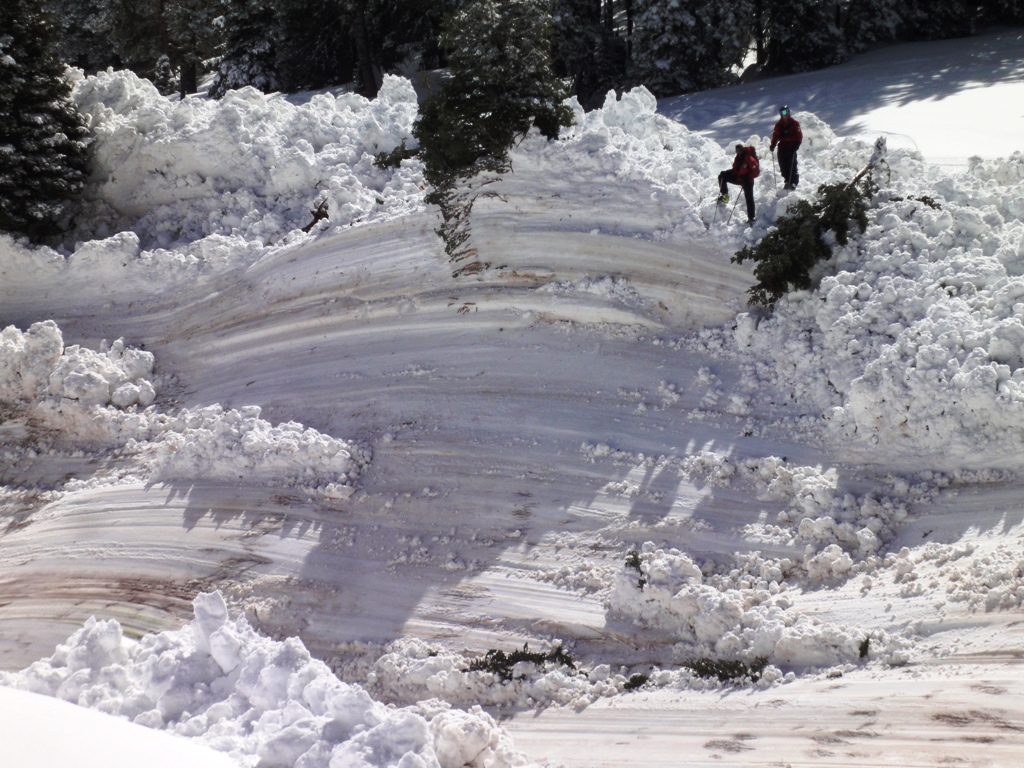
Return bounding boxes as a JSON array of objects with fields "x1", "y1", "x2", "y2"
[{"x1": 0, "y1": 592, "x2": 532, "y2": 768}]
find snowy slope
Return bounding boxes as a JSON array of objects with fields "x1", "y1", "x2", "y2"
[{"x1": 2, "y1": 28, "x2": 1024, "y2": 768}]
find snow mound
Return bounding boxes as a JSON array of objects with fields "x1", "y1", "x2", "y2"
[
  {"x1": 1, "y1": 320, "x2": 154, "y2": 409},
  {"x1": 0, "y1": 320, "x2": 65, "y2": 403},
  {"x1": 0, "y1": 591, "x2": 532, "y2": 768},
  {"x1": 684, "y1": 147, "x2": 1024, "y2": 469},
  {"x1": 1, "y1": 321, "x2": 368, "y2": 497},
  {"x1": 71, "y1": 70, "x2": 424, "y2": 248},
  {"x1": 144, "y1": 404, "x2": 369, "y2": 497},
  {"x1": 608, "y1": 542, "x2": 911, "y2": 670}
]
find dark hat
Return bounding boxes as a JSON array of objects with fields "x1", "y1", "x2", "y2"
[
  {"x1": 780, "y1": 105, "x2": 790, "y2": 116},
  {"x1": 735, "y1": 143, "x2": 744, "y2": 151}
]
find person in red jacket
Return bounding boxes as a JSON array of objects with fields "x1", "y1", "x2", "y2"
[
  {"x1": 717, "y1": 143, "x2": 759, "y2": 224},
  {"x1": 770, "y1": 105, "x2": 803, "y2": 190}
]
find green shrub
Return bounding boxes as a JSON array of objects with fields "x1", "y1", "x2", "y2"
[
  {"x1": 468, "y1": 642, "x2": 576, "y2": 682},
  {"x1": 373, "y1": 140, "x2": 418, "y2": 170},
  {"x1": 683, "y1": 656, "x2": 768, "y2": 683},
  {"x1": 623, "y1": 673, "x2": 649, "y2": 690},
  {"x1": 731, "y1": 179, "x2": 872, "y2": 309},
  {"x1": 624, "y1": 549, "x2": 648, "y2": 589}
]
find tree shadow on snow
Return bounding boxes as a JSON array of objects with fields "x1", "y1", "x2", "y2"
[{"x1": 659, "y1": 29, "x2": 1024, "y2": 148}]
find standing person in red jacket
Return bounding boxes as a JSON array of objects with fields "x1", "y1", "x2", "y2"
[
  {"x1": 770, "y1": 105, "x2": 803, "y2": 190},
  {"x1": 717, "y1": 143, "x2": 760, "y2": 224}
]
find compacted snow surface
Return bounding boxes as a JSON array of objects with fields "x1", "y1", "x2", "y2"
[{"x1": 3, "y1": 29, "x2": 1024, "y2": 768}]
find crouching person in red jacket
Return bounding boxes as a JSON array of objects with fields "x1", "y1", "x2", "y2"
[{"x1": 717, "y1": 143, "x2": 760, "y2": 224}]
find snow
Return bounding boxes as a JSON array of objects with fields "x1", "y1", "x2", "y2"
[
  {"x1": 3, "y1": 27, "x2": 1024, "y2": 768},
  {"x1": 0, "y1": 686, "x2": 236, "y2": 768},
  {"x1": 2, "y1": 591, "x2": 523, "y2": 768}
]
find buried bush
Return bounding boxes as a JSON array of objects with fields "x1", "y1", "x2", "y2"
[
  {"x1": 683, "y1": 656, "x2": 768, "y2": 683},
  {"x1": 623, "y1": 673, "x2": 649, "y2": 691},
  {"x1": 373, "y1": 140, "x2": 418, "y2": 170},
  {"x1": 624, "y1": 549, "x2": 648, "y2": 589},
  {"x1": 468, "y1": 642, "x2": 576, "y2": 682}
]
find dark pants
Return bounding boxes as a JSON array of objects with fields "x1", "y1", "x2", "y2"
[
  {"x1": 718, "y1": 170, "x2": 755, "y2": 220},
  {"x1": 778, "y1": 147, "x2": 799, "y2": 188}
]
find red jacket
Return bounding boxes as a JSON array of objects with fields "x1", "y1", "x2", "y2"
[{"x1": 771, "y1": 116, "x2": 802, "y2": 151}]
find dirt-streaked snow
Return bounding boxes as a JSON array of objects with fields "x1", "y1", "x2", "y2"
[{"x1": 3, "y1": 28, "x2": 1024, "y2": 768}]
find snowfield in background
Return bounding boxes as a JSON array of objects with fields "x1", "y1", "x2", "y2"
[{"x1": 2, "y1": 29, "x2": 1024, "y2": 768}]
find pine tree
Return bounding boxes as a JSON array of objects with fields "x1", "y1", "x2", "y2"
[
  {"x1": 277, "y1": 0, "x2": 356, "y2": 91},
  {"x1": 347, "y1": 0, "x2": 462, "y2": 97},
  {"x1": 840, "y1": 0, "x2": 900, "y2": 54},
  {"x1": 209, "y1": 0, "x2": 282, "y2": 97},
  {"x1": 977, "y1": 0, "x2": 1024, "y2": 24},
  {"x1": 631, "y1": 0, "x2": 753, "y2": 96},
  {"x1": 0, "y1": 0, "x2": 91, "y2": 242},
  {"x1": 897, "y1": 0, "x2": 974, "y2": 41},
  {"x1": 414, "y1": 0, "x2": 574, "y2": 192},
  {"x1": 95, "y1": 0, "x2": 166, "y2": 78},
  {"x1": 761, "y1": 0, "x2": 847, "y2": 74},
  {"x1": 44, "y1": 0, "x2": 118, "y2": 73},
  {"x1": 552, "y1": 0, "x2": 627, "y2": 109},
  {"x1": 166, "y1": 0, "x2": 224, "y2": 96},
  {"x1": 412, "y1": 0, "x2": 574, "y2": 263},
  {"x1": 96, "y1": 0, "x2": 224, "y2": 96}
]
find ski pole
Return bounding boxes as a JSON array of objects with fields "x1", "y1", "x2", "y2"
[
  {"x1": 725, "y1": 192, "x2": 740, "y2": 224},
  {"x1": 772, "y1": 150, "x2": 778, "y2": 188}
]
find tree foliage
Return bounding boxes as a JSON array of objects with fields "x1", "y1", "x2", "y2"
[
  {"x1": 210, "y1": 0, "x2": 282, "y2": 98},
  {"x1": 413, "y1": 0, "x2": 574, "y2": 265},
  {"x1": 0, "y1": 0, "x2": 91, "y2": 242},
  {"x1": 39, "y1": 0, "x2": 1024, "y2": 103},
  {"x1": 631, "y1": 0, "x2": 753, "y2": 95},
  {"x1": 44, "y1": 0, "x2": 117, "y2": 73},
  {"x1": 731, "y1": 179, "x2": 872, "y2": 308},
  {"x1": 761, "y1": 0, "x2": 847, "y2": 73},
  {"x1": 898, "y1": 0, "x2": 975, "y2": 41},
  {"x1": 840, "y1": 0, "x2": 901, "y2": 54},
  {"x1": 415, "y1": 0, "x2": 573, "y2": 192},
  {"x1": 94, "y1": 0, "x2": 223, "y2": 96},
  {"x1": 552, "y1": 0, "x2": 627, "y2": 108}
]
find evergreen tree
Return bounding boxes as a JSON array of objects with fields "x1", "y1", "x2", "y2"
[
  {"x1": 152, "y1": 53, "x2": 179, "y2": 95},
  {"x1": 631, "y1": 0, "x2": 753, "y2": 96},
  {"x1": 44, "y1": 0, "x2": 118, "y2": 73},
  {"x1": 552, "y1": 0, "x2": 627, "y2": 108},
  {"x1": 273, "y1": 0, "x2": 457, "y2": 96},
  {"x1": 96, "y1": 0, "x2": 225, "y2": 95},
  {"x1": 732, "y1": 180, "x2": 871, "y2": 308},
  {"x1": 277, "y1": 0, "x2": 356, "y2": 91},
  {"x1": 897, "y1": 0, "x2": 974, "y2": 41},
  {"x1": 761, "y1": 0, "x2": 847, "y2": 73},
  {"x1": 412, "y1": 0, "x2": 574, "y2": 262},
  {"x1": 348, "y1": 0, "x2": 463, "y2": 96},
  {"x1": 209, "y1": 0, "x2": 282, "y2": 97},
  {"x1": 166, "y1": 0, "x2": 224, "y2": 96},
  {"x1": 0, "y1": 0, "x2": 91, "y2": 242},
  {"x1": 96, "y1": 0, "x2": 166, "y2": 78},
  {"x1": 414, "y1": 0, "x2": 573, "y2": 192},
  {"x1": 839, "y1": 0, "x2": 900, "y2": 54},
  {"x1": 977, "y1": 0, "x2": 1024, "y2": 24}
]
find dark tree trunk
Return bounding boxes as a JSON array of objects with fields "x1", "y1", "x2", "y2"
[
  {"x1": 353, "y1": 8, "x2": 381, "y2": 97},
  {"x1": 624, "y1": 0, "x2": 633, "y2": 58},
  {"x1": 179, "y1": 59, "x2": 198, "y2": 97}
]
